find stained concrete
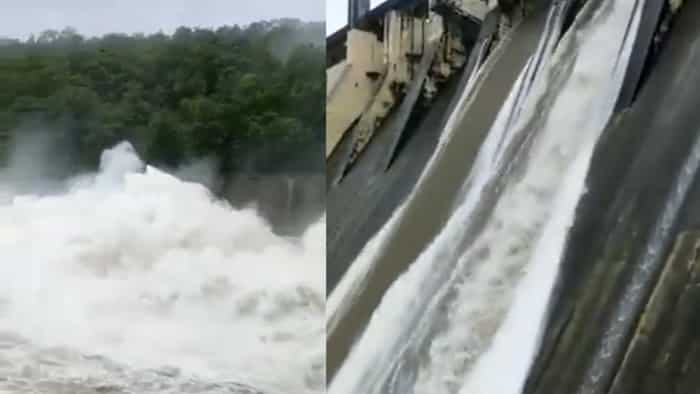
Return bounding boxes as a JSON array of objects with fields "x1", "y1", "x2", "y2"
[{"x1": 525, "y1": 1, "x2": 700, "y2": 392}]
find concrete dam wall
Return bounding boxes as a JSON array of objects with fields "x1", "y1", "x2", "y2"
[
  {"x1": 326, "y1": 0, "x2": 700, "y2": 392},
  {"x1": 225, "y1": 173, "x2": 325, "y2": 235}
]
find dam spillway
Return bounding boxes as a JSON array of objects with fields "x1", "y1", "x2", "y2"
[{"x1": 326, "y1": 0, "x2": 698, "y2": 393}]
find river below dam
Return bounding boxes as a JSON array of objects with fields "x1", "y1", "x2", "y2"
[{"x1": 0, "y1": 142, "x2": 325, "y2": 394}]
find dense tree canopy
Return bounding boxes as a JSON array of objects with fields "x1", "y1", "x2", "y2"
[{"x1": 0, "y1": 19, "x2": 324, "y2": 174}]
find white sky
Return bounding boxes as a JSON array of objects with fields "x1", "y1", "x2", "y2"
[
  {"x1": 1, "y1": 0, "x2": 325, "y2": 40},
  {"x1": 326, "y1": 0, "x2": 386, "y2": 35}
]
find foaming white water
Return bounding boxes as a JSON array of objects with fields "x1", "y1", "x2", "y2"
[
  {"x1": 330, "y1": 0, "x2": 643, "y2": 393},
  {"x1": 459, "y1": 2, "x2": 644, "y2": 393},
  {"x1": 0, "y1": 142, "x2": 325, "y2": 394}
]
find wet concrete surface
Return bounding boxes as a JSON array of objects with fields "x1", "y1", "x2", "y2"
[
  {"x1": 326, "y1": 59, "x2": 463, "y2": 293},
  {"x1": 224, "y1": 173, "x2": 325, "y2": 236},
  {"x1": 524, "y1": 1, "x2": 700, "y2": 392}
]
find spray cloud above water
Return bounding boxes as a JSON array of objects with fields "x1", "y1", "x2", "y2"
[{"x1": 0, "y1": 139, "x2": 325, "y2": 394}]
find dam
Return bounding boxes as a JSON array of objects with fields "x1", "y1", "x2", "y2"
[{"x1": 326, "y1": 0, "x2": 696, "y2": 393}]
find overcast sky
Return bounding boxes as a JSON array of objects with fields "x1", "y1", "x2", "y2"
[
  {"x1": 326, "y1": 0, "x2": 385, "y2": 35},
  {"x1": 1, "y1": 0, "x2": 325, "y2": 40}
]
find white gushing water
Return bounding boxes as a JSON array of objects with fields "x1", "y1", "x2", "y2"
[
  {"x1": 329, "y1": 1, "x2": 643, "y2": 394},
  {"x1": 0, "y1": 142, "x2": 325, "y2": 394}
]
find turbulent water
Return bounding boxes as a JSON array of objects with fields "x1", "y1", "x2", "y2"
[
  {"x1": 0, "y1": 142, "x2": 325, "y2": 394},
  {"x1": 329, "y1": 1, "x2": 643, "y2": 393}
]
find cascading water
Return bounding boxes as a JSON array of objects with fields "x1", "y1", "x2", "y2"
[
  {"x1": 329, "y1": 1, "x2": 644, "y2": 393},
  {"x1": 0, "y1": 141, "x2": 325, "y2": 394},
  {"x1": 285, "y1": 177, "x2": 296, "y2": 223}
]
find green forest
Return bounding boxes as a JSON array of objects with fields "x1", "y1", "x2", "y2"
[{"x1": 0, "y1": 19, "x2": 324, "y2": 174}]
